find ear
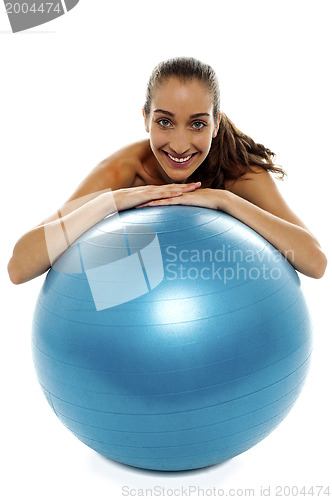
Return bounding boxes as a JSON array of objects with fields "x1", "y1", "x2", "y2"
[
  {"x1": 212, "y1": 112, "x2": 222, "y2": 138},
  {"x1": 142, "y1": 107, "x2": 149, "y2": 133}
]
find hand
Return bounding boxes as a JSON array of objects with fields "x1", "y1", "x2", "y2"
[
  {"x1": 136, "y1": 187, "x2": 224, "y2": 211},
  {"x1": 113, "y1": 182, "x2": 202, "y2": 212}
]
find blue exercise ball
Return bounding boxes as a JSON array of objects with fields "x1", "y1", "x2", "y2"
[{"x1": 32, "y1": 206, "x2": 312, "y2": 471}]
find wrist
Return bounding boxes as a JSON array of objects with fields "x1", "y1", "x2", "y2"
[
  {"x1": 98, "y1": 190, "x2": 119, "y2": 217},
  {"x1": 215, "y1": 189, "x2": 232, "y2": 212}
]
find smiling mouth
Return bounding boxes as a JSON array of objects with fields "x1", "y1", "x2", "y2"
[{"x1": 163, "y1": 151, "x2": 197, "y2": 164}]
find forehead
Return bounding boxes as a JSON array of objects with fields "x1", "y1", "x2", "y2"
[{"x1": 152, "y1": 77, "x2": 213, "y2": 112}]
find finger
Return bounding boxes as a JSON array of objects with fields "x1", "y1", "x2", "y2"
[
  {"x1": 145, "y1": 196, "x2": 186, "y2": 207},
  {"x1": 175, "y1": 181, "x2": 201, "y2": 191},
  {"x1": 135, "y1": 199, "x2": 168, "y2": 208},
  {"x1": 162, "y1": 182, "x2": 200, "y2": 192},
  {"x1": 147, "y1": 183, "x2": 200, "y2": 201},
  {"x1": 135, "y1": 198, "x2": 169, "y2": 208},
  {"x1": 136, "y1": 182, "x2": 201, "y2": 208}
]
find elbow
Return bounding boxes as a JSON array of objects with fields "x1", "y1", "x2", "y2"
[
  {"x1": 7, "y1": 256, "x2": 32, "y2": 285},
  {"x1": 7, "y1": 257, "x2": 24, "y2": 285},
  {"x1": 8, "y1": 252, "x2": 50, "y2": 284},
  {"x1": 308, "y1": 248, "x2": 328, "y2": 279}
]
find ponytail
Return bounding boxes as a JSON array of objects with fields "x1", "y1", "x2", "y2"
[{"x1": 189, "y1": 113, "x2": 286, "y2": 188}]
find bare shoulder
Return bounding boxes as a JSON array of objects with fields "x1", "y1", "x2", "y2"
[
  {"x1": 224, "y1": 166, "x2": 309, "y2": 229},
  {"x1": 224, "y1": 166, "x2": 274, "y2": 198},
  {"x1": 65, "y1": 141, "x2": 148, "y2": 203},
  {"x1": 92, "y1": 141, "x2": 146, "y2": 188}
]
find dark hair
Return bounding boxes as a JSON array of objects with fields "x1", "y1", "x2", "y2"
[{"x1": 144, "y1": 57, "x2": 286, "y2": 188}]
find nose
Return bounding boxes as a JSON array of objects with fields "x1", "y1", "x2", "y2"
[{"x1": 169, "y1": 130, "x2": 191, "y2": 155}]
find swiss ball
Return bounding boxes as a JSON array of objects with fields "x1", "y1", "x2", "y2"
[{"x1": 32, "y1": 206, "x2": 312, "y2": 471}]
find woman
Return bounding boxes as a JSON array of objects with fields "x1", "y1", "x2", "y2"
[{"x1": 8, "y1": 57, "x2": 327, "y2": 284}]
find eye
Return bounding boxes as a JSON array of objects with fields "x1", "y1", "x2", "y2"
[
  {"x1": 157, "y1": 119, "x2": 172, "y2": 128},
  {"x1": 192, "y1": 121, "x2": 206, "y2": 130}
]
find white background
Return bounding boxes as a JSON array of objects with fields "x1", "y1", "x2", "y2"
[{"x1": 1, "y1": 1, "x2": 331, "y2": 499}]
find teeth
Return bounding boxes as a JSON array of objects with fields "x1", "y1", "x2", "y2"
[{"x1": 167, "y1": 153, "x2": 193, "y2": 163}]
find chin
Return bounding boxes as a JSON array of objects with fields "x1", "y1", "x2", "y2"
[
  {"x1": 158, "y1": 156, "x2": 202, "y2": 184},
  {"x1": 162, "y1": 169, "x2": 192, "y2": 183}
]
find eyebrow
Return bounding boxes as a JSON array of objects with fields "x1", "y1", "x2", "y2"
[{"x1": 153, "y1": 109, "x2": 210, "y2": 119}]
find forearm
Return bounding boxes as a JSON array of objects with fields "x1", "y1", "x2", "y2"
[
  {"x1": 8, "y1": 191, "x2": 116, "y2": 284},
  {"x1": 219, "y1": 190, "x2": 327, "y2": 278},
  {"x1": 8, "y1": 182, "x2": 201, "y2": 284}
]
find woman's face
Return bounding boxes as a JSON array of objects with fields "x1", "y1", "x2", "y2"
[{"x1": 143, "y1": 77, "x2": 221, "y2": 183}]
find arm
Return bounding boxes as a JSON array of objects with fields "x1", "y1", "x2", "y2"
[
  {"x1": 7, "y1": 158, "x2": 134, "y2": 285},
  {"x1": 8, "y1": 156, "x2": 200, "y2": 284},
  {"x1": 140, "y1": 169, "x2": 327, "y2": 279},
  {"x1": 221, "y1": 170, "x2": 327, "y2": 278}
]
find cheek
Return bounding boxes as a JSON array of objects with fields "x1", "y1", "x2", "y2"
[
  {"x1": 150, "y1": 129, "x2": 167, "y2": 149},
  {"x1": 195, "y1": 132, "x2": 213, "y2": 152}
]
